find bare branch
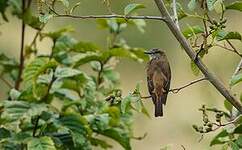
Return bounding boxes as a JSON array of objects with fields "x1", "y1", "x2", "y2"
[
  {"x1": 214, "y1": 43, "x2": 242, "y2": 57},
  {"x1": 55, "y1": 14, "x2": 166, "y2": 21},
  {"x1": 170, "y1": 77, "x2": 207, "y2": 93},
  {"x1": 15, "y1": 0, "x2": 26, "y2": 90},
  {"x1": 46, "y1": 3, "x2": 166, "y2": 21},
  {"x1": 153, "y1": 0, "x2": 242, "y2": 113},
  {"x1": 141, "y1": 77, "x2": 207, "y2": 99},
  {"x1": 172, "y1": 0, "x2": 179, "y2": 29}
]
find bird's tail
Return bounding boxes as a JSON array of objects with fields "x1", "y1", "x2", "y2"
[{"x1": 155, "y1": 98, "x2": 163, "y2": 117}]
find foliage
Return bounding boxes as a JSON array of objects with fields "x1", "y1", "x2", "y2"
[
  {"x1": 0, "y1": 1, "x2": 149, "y2": 150},
  {"x1": 0, "y1": 0, "x2": 242, "y2": 150}
]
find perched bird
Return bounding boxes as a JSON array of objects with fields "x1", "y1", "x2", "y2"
[{"x1": 145, "y1": 48, "x2": 171, "y2": 117}]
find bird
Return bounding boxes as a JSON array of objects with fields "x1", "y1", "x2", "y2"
[{"x1": 144, "y1": 48, "x2": 171, "y2": 117}]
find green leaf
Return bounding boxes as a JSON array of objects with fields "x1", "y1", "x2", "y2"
[
  {"x1": 235, "y1": 135, "x2": 242, "y2": 147},
  {"x1": 72, "y1": 41, "x2": 99, "y2": 52},
  {"x1": 217, "y1": 31, "x2": 242, "y2": 41},
  {"x1": 226, "y1": 1, "x2": 242, "y2": 12},
  {"x1": 23, "y1": 8, "x2": 42, "y2": 30},
  {"x1": 121, "y1": 95, "x2": 132, "y2": 114},
  {"x1": 230, "y1": 73, "x2": 242, "y2": 86},
  {"x1": 54, "y1": 67, "x2": 83, "y2": 78},
  {"x1": 27, "y1": 136, "x2": 56, "y2": 150},
  {"x1": 0, "y1": 128, "x2": 11, "y2": 140},
  {"x1": 124, "y1": 4, "x2": 145, "y2": 16},
  {"x1": 214, "y1": 0, "x2": 224, "y2": 14},
  {"x1": 39, "y1": 14, "x2": 53, "y2": 23},
  {"x1": 190, "y1": 61, "x2": 200, "y2": 76},
  {"x1": 230, "y1": 142, "x2": 240, "y2": 150},
  {"x1": 188, "y1": 0, "x2": 197, "y2": 11},
  {"x1": 234, "y1": 124, "x2": 242, "y2": 134},
  {"x1": 1, "y1": 101, "x2": 48, "y2": 122},
  {"x1": 98, "y1": 128, "x2": 131, "y2": 150},
  {"x1": 9, "y1": 89, "x2": 21, "y2": 100},
  {"x1": 182, "y1": 25, "x2": 204, "y2": 39},
  {"x1": 41, "y1": 26, "x2": 74, "y2": 41},
  {"x1": 224, "y1": 100, "x2": 233, "y2": 112},
  {"x1": 23, "y1": 57, "x2": 57, "y2": 86},
  {"x1": 90, "y1": 138, "x2": 112, "y2": 149},
  {"x1": 210, "y1": 130, "x2": 229, "y2": 146},
  {"x1": 207, "y1": 0, "x2": 217, "y2": 11},
  {"x1": 0, "y1": 0, "x2": 9, "y2": 22}
]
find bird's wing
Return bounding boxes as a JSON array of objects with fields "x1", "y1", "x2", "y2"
[
  {"x1": 146, "y1": 62, "x2": 156, "y2": 105},
  {"x1": 158, "y1": 58, "x2": 171, "y2": 104}
]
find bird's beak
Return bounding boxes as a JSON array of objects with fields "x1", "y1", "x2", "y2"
[{"x1": 144, "y1": 50, "x2": 153, "y2": 55}]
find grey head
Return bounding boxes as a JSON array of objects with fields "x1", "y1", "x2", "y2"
[{"x1": 144, "y1": 48, "x2": 165, "y2": 59}]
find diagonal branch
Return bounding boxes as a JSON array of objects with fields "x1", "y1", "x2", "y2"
[{"x1": 153, "y1": 0, "x2": 242, "y2": 113}]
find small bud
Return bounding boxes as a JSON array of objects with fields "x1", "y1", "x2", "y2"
[
  {"x1": 192, "y1": 125, "x2": 199, "y2": 131},
  {"x1": 203, "y1": 117, "x2": 209, "y2": 123},
  {"x1": 207, "y1": 122, "x2": 213, "y2": 128},
  {"x1": 205, "y1": 127, "x2": 212, "y2": 132}
]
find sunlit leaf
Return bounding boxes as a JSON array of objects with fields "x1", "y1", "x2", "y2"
[
  {"x1": 98, "y1": 128, "x2": 131, "y2": 150},
  {"x1": 210, "y1": 130, "x2": 229, "y2": 146},
  {"x1": 27, "y1": 136, "x2": 56, "y2": 150},
  {"x1": 182, "y1": 25, "x2": 204, "y2": 39},
  {"x1": 226, "y1": 1, "x2": 242, "y2": 12},
  {"x1": 230, "y1": 73, "x2": 242, "y2": 86},
  {"x1": 188, "y1": 0, "x2": 197, "y2": 11},
  {"x1": 124, "y1": 4, "x2": 145, "y2": 16},
  {"x1": 216, "y1": 31, "x2": 242, "y2": 41}
]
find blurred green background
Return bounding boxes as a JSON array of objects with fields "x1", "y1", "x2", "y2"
[{"x1": 0, "y1": 0, "x2": 242, "y2": 149}]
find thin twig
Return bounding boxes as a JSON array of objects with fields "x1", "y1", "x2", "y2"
[
  {"x1": 0, "y1": 76, "x2": 13, "y2": 88},
  {"x1": 214, "y1": 43, "x2": 242, "y2": 58},
  {"x1": 211, "y1": 114, "x2": 242, "y2": 131},
  {"x1": 33, "y1": 115, "x2": 40, "y2": 137},
  {"x1": 15, "y1": 0, "x2": 26, "y2": 90},
  {"x1": 45, "y1": 3, "x2": 166, "y2": 21},
  {"x1": 226, "y1": 40, "x2": 242, "y2": 57},
  {"x1": 141, "y1": 77, "x2": 207, "y2": 99},
  {"x1": 55, "y1": 14, "x2": 166, "y2": 21},
  {"x1": 153, "y1": 0, "x2": 242, "y2": 113},
  {"x1": 170, "y1": 77, "x2": 207, "y2": 93}
]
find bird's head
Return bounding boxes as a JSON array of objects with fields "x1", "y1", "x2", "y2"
[{"x1": 144, "y1": 48, "x2": 165, "y2": 58}]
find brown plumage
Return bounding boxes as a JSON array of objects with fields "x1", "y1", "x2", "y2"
[{"x1": 145, "y1": 48, "x2": 171, "y2": 117}]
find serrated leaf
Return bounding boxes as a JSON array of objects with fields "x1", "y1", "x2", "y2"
[
  {"x1": 188, "y1": 0, "x2": 197, "y2": 11},
  {"x1": 90, "y1": 138, "x2": 112, "y2": 149},
  {"x1": 230, "y1": 73, "x2": 242, "y2": 86},
  {"x1": 210, "y1": 130, "x2": 229, "y2": 146},
  {"x1": 1, "y1": 101, "x2": 48, "y2": 122},
  {"x1": 72, "y1": 41, "x2": 99, "y2": 52},
  {"x1": 54, "y1": 67, "x2": 82, "y2": 78},
  {"x1": 226, "y1": 1, "x2": 242, "y2": 12},
  {"x1": 39, "y1": 14, "x2": 53, "y2": 23},
  {"x1": 27, "y1": 136, "x2": 56, "y2": 150},
  {"x1": 230, "y1": 142, "x2": 240, "y2": 150},
  {"x1": 23, "y1": 57, "x2": 57, "y2": 86},
  {"x1": 207, "y1": 0, "x2": 217, "y2": 11},
  {"x1": 98, "y1": 128, "x2": 131, "y2": 150},
  {"x1": 124, "y1": 4, "x2": 145, "y2": 16},
  {"x1": 217, "y1": 31, "x2": 242, "y2": 41},
  {"x1": 182, "y1": 25, "x2": 204, "y2": 39}
]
